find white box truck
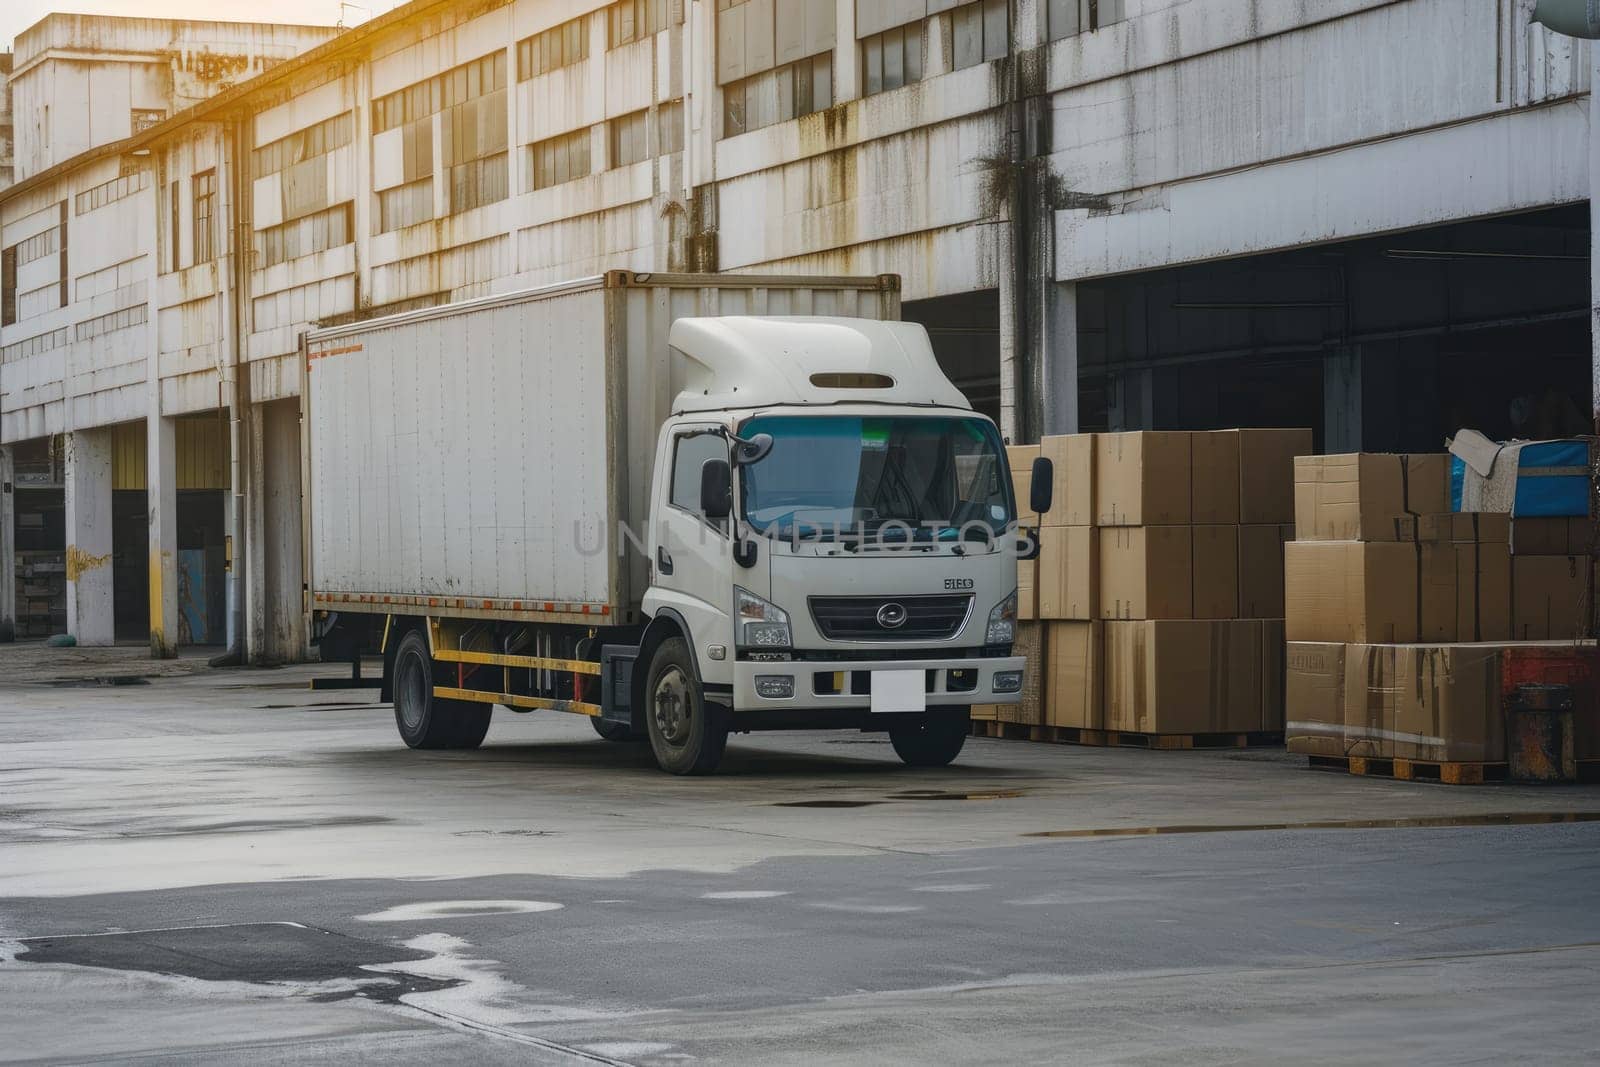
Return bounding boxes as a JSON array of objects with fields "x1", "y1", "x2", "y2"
[{"x1": 304, "y1": 271, "x2": 1053, "y2": 774}]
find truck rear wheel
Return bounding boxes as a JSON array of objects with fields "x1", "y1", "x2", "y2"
[
  {"x1": 644, "y1": 637, "x2": 727, "y2": 775},
  {"x1": 889, "y1": 709, "x2": 969, "y2": 767},
  {"x1": 392, "y1": 628, "x2": 491, "y2": 749}
]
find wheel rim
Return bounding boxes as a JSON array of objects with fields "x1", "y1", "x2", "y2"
[
  {"x1": 653, "y1": 665, "x2": 692, "y2": 747},
  {"x1": 398, "y1": 650, "x2": 427, "y2": 729}
]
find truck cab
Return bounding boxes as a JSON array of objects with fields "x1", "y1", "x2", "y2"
[{"x1": 625, "y1": 316, "x2": 1051, "y2": 773}]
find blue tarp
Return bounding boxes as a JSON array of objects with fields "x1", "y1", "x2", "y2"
[{"x1": 1451, "y1": 439, "x2": 1590, "y2": 516}]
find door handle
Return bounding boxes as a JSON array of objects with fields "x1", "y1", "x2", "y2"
[{"x1": 657, "y1": 546, "x2": 674, "y2": 576}]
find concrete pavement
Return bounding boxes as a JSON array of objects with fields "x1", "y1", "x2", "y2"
[{"x1": 2, "y1": 645, "x2": 1598, "y2": 1064}]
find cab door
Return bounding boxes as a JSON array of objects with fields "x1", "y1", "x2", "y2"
[{"x1": 644, "y1": 422, "x2": 735, "y2": 676}]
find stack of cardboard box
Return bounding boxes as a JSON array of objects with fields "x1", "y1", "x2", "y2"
[
  {"x1": 999, "y1": 428, "x2": 1309, "y2": 738},
  {"x1": 1285, "y1": 454, "x2": 1595, "y2": 764}
]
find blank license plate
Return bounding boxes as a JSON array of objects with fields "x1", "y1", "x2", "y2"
[{"x1": 870, "y1": 670, "x2": 926, "y2": 714}]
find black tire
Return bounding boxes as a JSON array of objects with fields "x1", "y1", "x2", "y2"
[
  {"x1": 391, "y1": 628, "x2": 491, "y2": 750},
  {"x1": 591, "y1": 717, "x2": 637, "y2": 743},
  {"x1": 889, "y1": 709, "x2": 970, "y2": 767},
  {"x1": 643, "y1": 636, "x2": 728, "y2": 775}
]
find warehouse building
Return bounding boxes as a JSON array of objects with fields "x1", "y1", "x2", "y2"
[{"x1": 0, "y1": 0, "x2": 1592, "y2": 659}]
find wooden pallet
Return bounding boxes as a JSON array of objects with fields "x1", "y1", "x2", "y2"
[
  {"x1": 970, "y1": 720, "x2": 1284, "y2": 750},
  {"x1": 1307, "y1": 754, "x2": 1507, "y2": 785},
  {"x1": 1308, "y1": 754, "x2": 1600, "y2": 785}
]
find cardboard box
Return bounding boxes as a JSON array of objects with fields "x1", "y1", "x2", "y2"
[
  {"x1": 1009, "y1": 445, "x2": 1039, "y2": 527},
  {"x1": 1238, "y1": 523, "x2": 1294, "y2": 618},
  {"x1": 1293, "y1": 453, "x2": 1447, "y2": 541},
  {"x1": 1103, "y1": 620, "x2": 1267, "y2": 735},
  {"x1": 1039, "y1": 433, "x2": 1095, "y2": 527},
  {"x1": 1001, "y1": 621, "x2": 1048, "y2": 725},
  {"x1": 1239, "y1": 428, "x2": 1315, "y2": 524},
  {"x1": 1418, "y1": 512, "x2": 1512, "y2": 545},
  {"x1": 1098, "y1": 526, "x2": 1193, "y2": 620},
  {"x1": 1286, "y1": 641, "x2": 1346, "y2": 756},
  {"x1": 1455, "y1": 542, "x2": 1511, "y2": 643},
  {"x1": 1038, "y1": 525, "x2": 1096, "y2": 620},
  {"x1": 1190, "y1": 431, "x2": 1241, "y2": 525},
  {"x1": 1006, "y1": 444, "x2": 1040, "y2": 470},
  {"x1": 1095, "y1": 432, "x2": 1191, "y2": 526},
  {"x1": 969, "y1": 703, "x2": 999, "y2": 721},
  {"x1": 1342, "y1": 643, "x2": 1399, "y2": 758},
  {"x1": 1512, "y1": 555, "x2": 1592, "y2": 641},
  {"x1": 1419, "y1": 542, "x2": 1459, "y2": 642},
  {"x1": 1284, "y1": 540, "x2": 1419, "y2": 643},
  {"x1": 1017, "y1": 558, "x2": 1037, "y2": 622},
  {"x1": 1512, "y1": 516, "x2": 1593, "y2": 556},
  {"x1": 1192, "y1": 525, "x2": 1240, "y2": 620},
  {"x1": 1044, "y1": 620, "x2": 1103, "y2": 729},
  {"x1": 1393, "y1": 644, "x2": 1506, "y2": 763}
]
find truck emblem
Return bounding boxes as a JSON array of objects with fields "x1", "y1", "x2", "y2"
[{"x1": 876, "y1": 603, "x2": 908, "y2": 629}]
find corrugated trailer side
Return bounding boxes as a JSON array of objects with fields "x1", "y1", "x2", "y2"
[{"x1": 303, "y1": 271, "x2": 899, "y2": 627}]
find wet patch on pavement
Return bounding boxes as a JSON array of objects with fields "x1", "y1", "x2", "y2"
[{"x1": 14, "y1": 922, "x2": 459, "y2": 1005}]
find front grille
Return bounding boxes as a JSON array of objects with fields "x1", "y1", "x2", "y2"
[{"x1": 808, "y1": 594, "x2": 973, "y2": 641}]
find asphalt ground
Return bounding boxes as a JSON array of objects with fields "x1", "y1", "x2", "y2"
[{"x1": 2, "y1": 644, "x2": 1598, "y2": 1064}]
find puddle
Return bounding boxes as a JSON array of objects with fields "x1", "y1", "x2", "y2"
[
  {"x1": 50, "y1": 676, "x2": 152, "y2": 688},
  {"x1": 453, "y1": 829, "x2": 556, "y2": 837},
  {"x1": 255, "y1": 703, "x2": 381, "y2": 710},
  {"x1": 888, "y1": 790, "x2": 1026, "y2": 801},
  {"x1": 773, "y1": 800, "x2": 883, "y2": 809},
  {"x1": 13, "y1": 922, "x2": 457, "y2": 1005},
  {"x1": 1024, "y1": 811, "x2": 1600, "y2": 839}
]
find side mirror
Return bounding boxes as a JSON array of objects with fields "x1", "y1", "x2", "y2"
[
  {"x1": 700, "y1": 458, "x2": 732, "y2": 520},
  {"x1": 733, "y1": 432, "x2": 774, "y2": 466},
  {"x1": 1030, "y1": 456, "x2": 1054, "y2": 514}
]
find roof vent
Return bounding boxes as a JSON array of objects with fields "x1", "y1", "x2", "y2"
[{"x1": 809, "y1": 372, "x2": 895, "y2": 389}]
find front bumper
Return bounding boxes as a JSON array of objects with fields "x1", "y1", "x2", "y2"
[{"x1": 731, "y1": 655, "x2": 1026, "y2": 712}]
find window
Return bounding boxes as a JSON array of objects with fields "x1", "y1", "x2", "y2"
[
  {"x1": 658, "y1": 100, "x2": 685, "y2": 156},
  {"x1": 722, "y1": 54, "x2": 832, "y2": 138},
  {"x1": 670, "y1": 431, "x2": 729, "y2": 522},
  {"x1": 448, "y1": 152, "x2": 508, "y2": 213},
  {"x1": 1, "y1": 327, "x2": 67, "y2": 363},
  {"x1": 1, "y1": 247, "x2": 15, "y2": 327},
  {"x1": 528, "y1": 128, "x2": 592, "y2": 191},
  {"x1": 75, "y1": 170, "x2": 150, "y2": 215},
  {"x1": 609, "y1": 109, "x2": 649, "y2": 168},
  {"x1": 861, "y1": 22, "x2": 923, "y2": 97},
  {"x1": 608, "y1": 0, "x2": 677, "y2": 49},
  {"x1": 75, "y1": 303, "x2": 148, "y2": 342},
  {"x1": 13, "y1": 226, "x2": 60, "y2": 266},
  {"x1": 377, "y1": 178, "x2": 433, "y2": 233},
  {"x1": 952, "y1": 0, "x2": 1008, "y2": 71},
  {"x1": 1047, "y1": 0, "x2": 1125, "y2": 40},
  {"x1": 169, "y1": 181, "x2": 181, "y2": 272},
  {"x1": 131, "y1": 108, "x2": 165, "y2": 133},
  {"x1": 373, "y1": 51, "x2": 506, "y2": 134},
  {"x1": 253, "y1": 203, "x2": 354, "y2": 268},
  {"x1": 192, "y1": 170, "x2": 217, "y2": 264},
  {"x1": 253, "y1": 113, "x2": 354, "y2": 179},
  {"x1": 518, "y1": 15, "x2": 588, "y2": 79}
]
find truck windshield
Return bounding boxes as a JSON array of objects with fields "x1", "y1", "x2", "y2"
[{"x1": 738, "y1": 414, "x2": 1014, "y2": 542}]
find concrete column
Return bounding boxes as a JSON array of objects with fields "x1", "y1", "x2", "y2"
[
  {"x1": 997, "y1": 226, "x2": 1019, "y2": 441},
  {"x1": 245, "y1": 400, "x2": 306, "y2": 664},
  {"x1": 1324, "y1": 348, "x2": 1363, "y2": 453},
  {"x1": 64, "y1": 429, "x2": 115, "y2": 646},
  {"x1": 147, "y1": 416, "x2": 179, "y2": 658},
  {"x1": 1039, "y1": 284, "x2": 1079, "y2": 436},
  {"x1": 1108, "y1": 369, "x2": 1153, "y2": 431},
  {"x1": 833, "y1": 0, "x2": 859, "y2": 101},
  {"x1": 0, "y1": 445, "x2": 15, "y2": 642}
]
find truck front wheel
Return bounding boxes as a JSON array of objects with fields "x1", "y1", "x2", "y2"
[
  {"x1": 392, "y1": 628, "x2": 491, "y2": 750},
  {"x1": 644, "y1": 637, "x2": 728, "y2": 775},
  {"x1": 889, "y1": 709, "x2": 969, "y2": 768}
]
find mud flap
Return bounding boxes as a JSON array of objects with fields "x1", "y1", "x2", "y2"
[{"x1": 600, "y1": 645, "x2": 638, "y2": 730}]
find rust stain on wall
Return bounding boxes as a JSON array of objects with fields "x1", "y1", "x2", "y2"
[{"x1": 65, "y1": 545, "x2": 112, "y2": 582}]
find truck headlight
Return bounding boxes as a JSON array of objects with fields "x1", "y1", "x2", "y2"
[
  {"x1": 985, "y1": 589, "x2": 1018, "y2": 646},
  {"x1": 735, "y1": 586, "x2": 791, "y2": 649}
]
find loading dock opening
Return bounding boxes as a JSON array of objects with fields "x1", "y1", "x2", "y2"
[{"x1": 1075, "y1": 205, "x2": 1589, "y2": 451}]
